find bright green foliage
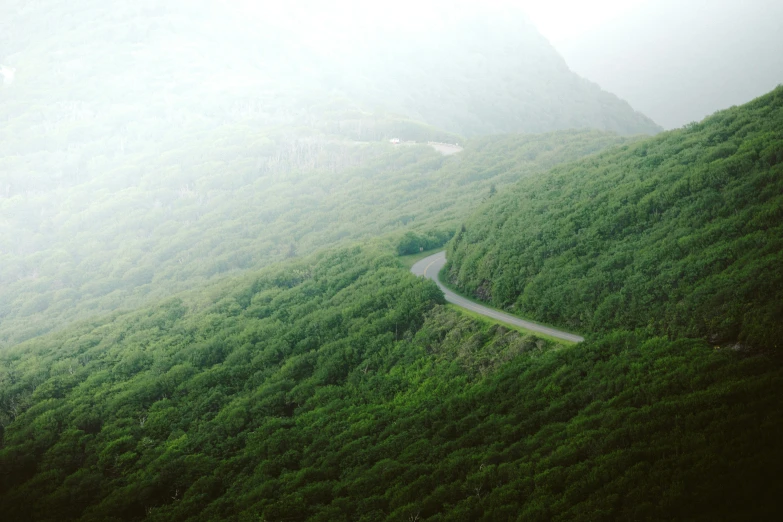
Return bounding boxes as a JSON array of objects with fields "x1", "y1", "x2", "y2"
[
  {"x1": 1, "y1": 3, "x2": 780, "y2": 517},
  {"x1": 1, "y1": 247, "x2": 781, "y2": 520},
  {"x1": 0, "y1": 130, "x2": 630, "y2": 348},
  {"x1": 396, "y1": 229, "x2": 453, "y2": 255},
  {"x1": 446, "y1": 87, "x2": 783, "y2": 350}
]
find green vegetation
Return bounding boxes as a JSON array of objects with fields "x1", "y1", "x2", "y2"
[
  {"x1": 1, "y1": 2, "x2": 781, "y2": 519},
  {"x1": 0, "y1": 129, "x2": 630, "y2": 348},
  {"x1": 1, "y1": 245, "x2": 781, "y2": 521},
  {"x1": 396, "y1": 230, "x2": 453, "y2": 256},
  {"x1": 437, "y1": 265, "x2": 583, "y2": 341},
  {"x1": 0, "y1": 0, "x2": 657, "y2": 348},
  {"x1": 446, "y1": 87, "x2": 783, "y2": 351}
]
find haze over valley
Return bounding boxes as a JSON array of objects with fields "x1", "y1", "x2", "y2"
[{"x1": 1, "y1": 1, "x2": 781, "y2": 520}]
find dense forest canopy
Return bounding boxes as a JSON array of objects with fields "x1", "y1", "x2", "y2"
[
  {"x1": 0, "y1": 0, "x2": 661, "y2": 348},
  {"x1": 0, "y1": 129, "x2": 631, "y2": 348},
  {"x1": 446, "y1": 87, "x2": 783, "y2": 351},
  {"x1": 1, "y1": 245, "x2": 781, "y2": 521},
  {"x1": 1, "y1": 1, "x2": 782, "y2": 520}
]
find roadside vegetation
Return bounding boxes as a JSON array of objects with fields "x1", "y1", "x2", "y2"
[
  {"x1": 1, "y1": 2, "x2": 781, "y2": 518},
  {"x1": 447, "y1": 87, "x2": 783, "y2": 352},
  {"x1": 1, "y1": 130, "x2": 630, "y2": 347}
]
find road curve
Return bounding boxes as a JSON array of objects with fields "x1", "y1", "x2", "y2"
[{"x1": 411, "y1": 251, "x2": 585, "y2": 343}]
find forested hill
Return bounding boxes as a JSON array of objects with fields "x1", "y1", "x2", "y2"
[
  {"x1": 0, "y1": 0, "x2": 656, "y2": 347},
  {"x1": 1, "y1": 244, "x2": 781, "y2": 520},
  {"x1": 3, "y1": 3, "x2": 781, "y2": 519},
  {"x1": 0, "y1": 129, "x2": 631, "y2": 349},
  {"x1": 446, "y1": 86, "x2": 783, "y2": 351}
]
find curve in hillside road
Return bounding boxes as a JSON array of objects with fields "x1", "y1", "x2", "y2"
[{"x1": 411, "y1": 251, "x2": 585, "y2": 343}]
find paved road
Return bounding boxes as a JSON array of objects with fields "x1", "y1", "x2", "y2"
[{"x1": 411, "y1": 251, "x2": 585, "y2": 343}]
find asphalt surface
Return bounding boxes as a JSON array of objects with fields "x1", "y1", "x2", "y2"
[{"x1": 411, "y1": 251, "x2": 585, "y2": 343}]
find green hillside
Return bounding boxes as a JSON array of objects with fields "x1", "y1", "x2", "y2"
[
  {"x1": 0, "y1": 0, "x2": 660, "y2": 349},
  {"x1": 0, "y1": 130, "x2": 630, "y2": 348},
  {"x1": 1, "y1": 245, "x2": 781, "y2": 521},
  {"x1": 446, "y1": 87, "x2": 783, "y2": 350},
  {"x1": 1, "y1": 2, "x2": 781, "y2": 519}
]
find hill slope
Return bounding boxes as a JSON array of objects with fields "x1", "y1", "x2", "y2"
[
  {"x1": 0, "y1": 0, "x2": 659, "y2": 348},
  {"x1": 446, "y1": 87, "x2": 783, "y2": 350},
  {"x1": 1, "y1": 245, "x2": 781, "y2": 520},
  {"x1": 0, "y1": 0, "x2": 659, "y2": 177},
  {"x1": 0, "y1": 130, "x2": 631, "y2": 348}
]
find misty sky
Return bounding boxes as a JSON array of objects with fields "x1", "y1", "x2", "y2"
[
  {"x1": 520, "y1": 0, "x2": 650, "y2": 43},
  {"x1": 231, "y1": 0, "x2": 648, "y2": 42},
  {"x1": 5, "y1": 0, "x2": 779, "y2": 131},
  {"x1": 556, "y1": 0, "x2": 783, "y2": 128},
  {"x1": 231, "y1": 0, "x2": 780, "y2": 129}
]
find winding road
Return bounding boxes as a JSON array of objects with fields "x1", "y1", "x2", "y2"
[{"x1": 411, "y1": 251, "x2": 585, "y2": 343}]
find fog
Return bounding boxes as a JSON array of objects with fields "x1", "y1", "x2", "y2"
[
  {"x1": 1, "y1": 4, "x2": 782, "y2": 517},
  {"x1": 228, "y1": 0, "x2": 783, "y2": 130},
  {"x1": 556, "y1": 0, "x2": 783, "y2": 128},
  {"x1": 6, "y1": 0, "x2": 776, "y2": 132}
]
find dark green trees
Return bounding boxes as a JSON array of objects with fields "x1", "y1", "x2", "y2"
[
  {"x1": 446, "y1": 87, "x2": 783, "y2": 351},
  {"x1": 0, "y1": 130, "x2": 631, "y2": 348},
  {"x1": 2, "y1": 246, "x2": 781, "y2": 520}
]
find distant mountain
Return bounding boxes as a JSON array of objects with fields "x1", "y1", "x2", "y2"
[
  {"x1": 0, "y1": 1, "x2": 660, "y2": 164},
  {"x1": 556, "y1": 0, "x2": 783, "y2": 129},
  {"x1": 0, "y1": 0, "x2": 660, "y2": 345},
  {"x1": 446, "y1": 86, "x2": 783, "y2": 351},
  {"x1": 326, "y1": 6, "x2": 663, "y2": 136}
]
